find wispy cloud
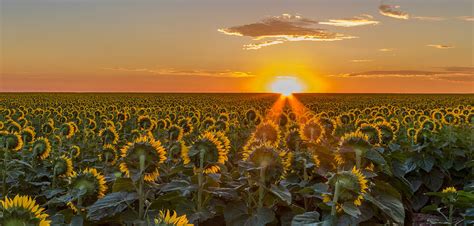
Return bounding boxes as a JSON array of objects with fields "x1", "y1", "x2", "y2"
[
  {"x1": 379, "y1": 4, "x2": 409, "y2": 20},
  {"x1": 319, "y1": 14, "x2": 380, "y2": 27},
  {"x1": 458, "y1": 16, "x2": 474, "y2": 22},
  {"x1": 351, "y1": 59, "x2": 373, "y2": 63},
  {"x1": 427, "y1": 44, "x2": 455, "y2": 49},
  {"x1": 378, "y1": 48, "x2": 394, "y2": 52},
  {"x1": 103, "y1": 67, "x2": 255, "y2": 78},
  {"x1": 328, "y1": 67, "x2": 474, "y2": 82},
  {"x1": 218, "y1": 13, "x2": 356, "y2": 50},
  {"x1": 412, "y1": 16, "x2": 445, "y2": 21}
]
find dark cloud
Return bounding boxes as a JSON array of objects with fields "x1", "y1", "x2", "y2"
[
  {"x1": 329, "y1": 68, "x2": 474, "y2": 82},
  {"x1": 218, "y1": 14, "x2": 356, "y2": 50},
  {"x1": 379, "y1": 4, "x2": 409, "y2": 20}
]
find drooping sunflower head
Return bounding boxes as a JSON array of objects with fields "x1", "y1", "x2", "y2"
[
  {"x1": 167, "y1": 140, "x2": 188, "y2": 163},
  {"x1": 99, "y1": 144, "x2": 118, "y2": 165},
  {"x1": 120, "y1": 136, "x2": 167, "y2": 182},
  {"x1": 414, "y1": 128, "x2": 431, "y2": 144},
  {"x1": 178, "y1": 118, "x2": 194, "y2": 135},
  {"x1": 31, "y1": 137, "x2": 52, "y2": 160},
  {"x1": 187, "y1": 131, "x2": 227, "y2": 174},
  {"x1": 70, "y1": 145, "x2": 81, "y2": 158},
  {"x1": 300, "y1": 119, "x2": 324, "y2": 144},
  {"x1": 99, "y1": 126, "x2": 119, "y2": 145},
  {"x1": 376, "y1": 121, "x2": 396, "y2": 145},
  {"x1": 356, "y1": 123, "x2": 382, "y2": 146},
  {"x1": 59, "y1": 122, "x2": 75, "y2": 139},
  {"x1": 317, "y1": 117, "x2": 336, "y2": 136},
  {"x1": 284, "y1": 128, "x2": 301, "y2": 151},
  {"x1": 138, "y1": 115, "x2": 153, "y2": 131},
  {"x1": 421, "y1": 119, "x2": 436, "y2": 132},
  {"x1": 201, "y1": 117, "x2": 216, "y2": 130},
  {"x1": 53, "y1": 156, "x2": 74, "y2": 177},
  {"x1": 154, "y1": 210, "x2": 193, "y2": 226},
  {"x1": 2, "y1": 132, "x2": 24, "y2": 151},
  {"x1": 42, "y1": 122, "x2": 54, "y2": 135},
  {"x1": 168, "y1": 125, "x2": 184, "y2": 142},
  {"x1": 327, "y1": 166, "x2": 369, "y2": 207},
  {"x1": 21, "y1": 127, "x2": 36, "y2": 144},
  {"x1": 337, "y1": 131, "x2": 371, "y2": 155},
  {"x1": 1, "y1": 195, "x2": 51, "y2": 226},
  {"x1": 69, "y1": 168, "x2": 107, "y2": 207},
  {"x1": 251, "y1": 121, "x2": 280, "y2": 146}
]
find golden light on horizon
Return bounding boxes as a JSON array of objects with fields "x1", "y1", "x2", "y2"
[{"x1": 269, "y1": 76, "x2": 304, "y2": 96}]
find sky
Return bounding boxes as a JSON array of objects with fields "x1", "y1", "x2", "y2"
[{"x1": 1, "y1": 0, "x2": 473, "y2": 93}]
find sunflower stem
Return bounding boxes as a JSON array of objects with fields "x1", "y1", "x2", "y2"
[
  {"x1": 448, "y1": 204, "x2": 453, "y2": 226},
  {"x1": 2, "y1": 146, "x2": 8, "y2": 197},
  {"x1": 258, "y1": 166, "x2": 266, "y2": 208},
  {"x1": 355, "y1": 149, "x2": 362, "y2": 169},
  {"x1": 331, "y1": 180, "x2": 341, "y2": 226},
  {"x1": 138, "y1": 154, "x2": 146, "y2": 220},
  {"x1": 197, "y1": 149, "x2": 205, "y2": 212}
]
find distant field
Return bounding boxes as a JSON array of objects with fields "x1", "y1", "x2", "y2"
[{"x1": 1, "y1": 93, "x2": 473, "y2": 225}]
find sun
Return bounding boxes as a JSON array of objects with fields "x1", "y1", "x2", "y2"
[{"x1": 270, "y1": 76, "x2": 304, "y2": 96}]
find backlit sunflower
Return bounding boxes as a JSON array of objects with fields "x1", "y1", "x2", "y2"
[
  {"x1": 242, "y1": 142, "x2": 287, "y2": 181},
  {"x1": 2, "y1": 132, "x2": 24, "y2": 151},
  {"x1": 53, "y1": 156, "x2": 74, "y2": 177},
  {"x1": 70, "y1": 145, "x2": 81, "y2": 158},
  {"x1": 335, "y1": 131, "x2": 371, "y2": 167},
  {"x1": 120, "y1": 136, "x2": 167, "y2": 182},
  {"x1": 31, "y1": 137, "x2": 52, "y2": 160},
  {"x1": 326, "y1": 166, "x2": 369, "y2": 208},
  {"x1": 299, "y1": 119, "x2": 324, "y2": 144},
  {"x1": 99, "y1": 144, "x2": 118, "y2": 165},
  {"x1": 251, "y1": 121, "x2": 280, "y2": 146},
  {"x1": 168, "y1": 125, "x2": 184, "y2": 141},
  {"x1": 186, "y1": 131, "x2": 227, "y2": 174},
  {"x1": 155, "y1": 209, "x2": 193, "y2": 226},
  {"x1": 59, "y1": 122, "x2": 75, "y2": 139},
  {"x1": 138, "y1": 115, "x2": 153, "y2": 130},
  {"x1": 68, "y1": 168, "x2": 107, "y2": 210},
  {"x1": 99, "y1": 126, "x2": 119, "y2": 144},
  {"x1": 21, "y1": 127, "x2": 36, "y2": 144},
  {"x1": 356, "y1": 123, "x2": 382, "y2": 146},
  {"x1": 376, "y1": 121, "x2": 396, "y2": 145},
  {"x1": 1, "y1": 194, "x2": 51, "y2": 226}
]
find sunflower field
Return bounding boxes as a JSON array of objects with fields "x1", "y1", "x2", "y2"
[{"x1": 0, "y1": 93, "x2": 473, "y2": 226}]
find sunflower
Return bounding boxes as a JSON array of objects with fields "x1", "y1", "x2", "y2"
[
  {"x1": 317, "y1": 117, "x2": 336, "y2": 136},
  {"x1": 2, "y1": 132, "x2": 24, "y2": 151},
  {"x1": 120, "y1": 136, "x2": 167, "y2": 182},
  {"x1": 242, "y1": 142, "x2": 287, "y2": 181},
  {"x1": 138, "y1": 115, "x2": 153, "y2": 130},
  {"x1": 53, "y1": 156, "x2": 74, "y2": 177},
  {"x1": 201, "y1": 117, "x2": 215, "y2": 130},
  {"x1": 443, "y1": 112, "x2": 457, "y2": 125},
  {"x1": 186, "y1": 131, "x2": 227, "y2": 174},
  {"x1": 99, "y1": 126, "x2": 119, "y2": 144},
  {"x1": 59, "y1": 122, "x2": 75, "y2": 139},
  {"x1": 99, "y1": 144, "x2": 118, "y2": 165},
  {"x1": 154, "y1": 210, "x2": 193, "y2": 226},
  {"x1": 442, "y1": 186, "x2": 457, "y2": 193},
  {"x1": 414, "y1": 128, "x2": 431, "y2": 144},
  {"x1": 326, "y1": 166, "x2": 369, "y2": 208},
  {"x1": 1, "y1": 194, "x2": 51, "y2": 226},
  {"x1": 251, "y1": 121, "x2": 280, "y2": 146},
  {"x1": 70, "y1": 145, "x2": 81, "y2": 158},
  {"x1": 42, "y1": 122, "x2": 54, "y2": 135},
  {"x1": 6, "y1": 120, "x2": 22, "y2": 133},
  {"x1": 68, "y1": 168, "x2": 107, "y2": 209},
  {"x1": 335, "y1": 131, "x2": 371, "y2": 167},
  {"x1": 299, "y1": 119, "x2": 324, "y2": 144},
  {"x1": 376, "y1": 121, "x2": 396, "y2": 145},
  {"x1": 356, "y1": 123, "x2": 382, "y2": 146},
  {"x1": 21, "y1": 127, "x2": 36, "y2": 144},
  {"x1": 167, "y1": 140, "x2": 189, "y2": 163},
  {"x1": 178, "y1": 118, "x2": 194, "y2": 135},
  {"x1": 284, "y1": 128, "x2": 301, "y2": 151},
  {"x1": 168, "y1": 125, "x2": 184, "y2": 142},
  {"x1": 31, "y1": 137, "x2": 52, "y2": 160}
]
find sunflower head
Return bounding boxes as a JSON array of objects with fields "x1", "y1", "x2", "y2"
[
  {"x1": 155, "y1": 210, "x2": 193, "y2": 226},
  {"x1": 300, "y1": 119, "x2": 324, "y2": 144},
  {"x1": 21, "y1": 127, "x2": 36, "y2": 144},
  {"x1": 356, "y1": 123, "x2": 382, "y2": 146},
  {"x1": 338, "y1": 131, "x2": 371, "y2": 155},
  {"x1": 252, "y1": 121, "x2": 280, "y2": 146},
  {"x1": 70, "y1": 145, "x2": 81, "y2": 158},
  {"x1": 31, "y1": 137, "x2": 52, "y2": 160},
  {"x1": 69, "y1": 168, "x2": 107, "y2": 207},
  {"x1": 42, "y1": 122, "x2": 54, "y2": 135},
  {"x1": 59, "y1": 122, "x2": 75, "y2": 139},
  {"x1": 99, "y1": 144, "x2": 118, "y2": 165},
  {"x1": 376, "y1": 121, "x2": 396, "y2": 145},
  {"x1": 99, "y1": 127, "x2": 119, "y2": 144},
  {"x1": 138, "y1": 115, "x2": 153, "y2": 130},
  {"x1": 120, "y1": 136, "x2": 167, "y2": 182},
  {"x1": 53, "y1": 156, "x2": 74, "y2": 177},
  {"x1": 168, "y1": 125, "x2": 184, "y2": 142},
  {"x1": 242, "y1": 143, "x2": 286, "y2": 182},
  {"x1": 178, "y1": 118, "x2": 194, "y2": 135},
  {"x1": 187, "y1": 132, "x2": 227, "y2": 174},
  {"x1": 317, "y1": 117, "x2": 336, "y2": 136},
  {"x1": 168, "y1": 140, "x2": 189, "y2": 163},
  {"x1": 2, "y1": 132, "x2": 24, "y2": 151},
  {"x1": 1, "y1": 195, "x2": 51, "y2": 226},
  {"x1": 285, "y1": 128, "x2": 302, "y2": 151},
  {"x1": 327, "y1": 167, "x2": 369, "y2": 208},
  {"x1": 414, "y1": 128, "x2": 431, "y2": 144}
]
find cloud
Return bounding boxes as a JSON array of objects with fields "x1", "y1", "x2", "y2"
[
  {"x1": 379, "y1": 4, "x2": 409, "y2": 20},
  {"x1": 351, "y1": 59, "x2": 373, "y2": 63},
  {"x1": 218, "y1": 13, "x2": 357, "y2": 50},
  {"x1": 378, "y1": 48, "x2": 394, "y2": 52},
  {"x1": 412, "y1": 16, "x2": 445, "y2": 21},
  {"x1": 427, "y1": 44, "x2": 454, "y2": 49},
  {"x1": 319, "y1": 14, "x2": 380, "y2": 27},
  {"x1": 328, "y1": 67, "x2": 474, "y2": 82},
  {"x1": 103, "y1": 67, "x2": 255, "y2": 78},
  {"x1": 458, "y1": 16, "x2": 474, "y2": 22}
]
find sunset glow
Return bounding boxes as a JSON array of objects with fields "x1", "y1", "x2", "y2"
[{"x1": 270, "y1": 76, "x2": 304, "y2": 96}]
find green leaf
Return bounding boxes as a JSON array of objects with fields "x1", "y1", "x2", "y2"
[
  {"x1": 341, "y1": 202, "x2": 361, "y2": 217},
  {"x1": 245, "y1": 208, "x2": 275, "y2": 226},
  {"x1": 422, "y1": 168, "x2": 444, "y2": 192},
  {"x1": 86, "y1": 192, "x2": 138, "y2": 221},
  {"x1": 112, "y1": 178, "x2": 135, "y2": 192},
  {"x1": 291, "y1": 211, "x2": 321, "y2": 226},
  {"x1": 364, "y1": 149, "x2": 386, "y2": 166},
  {"x1": 224, "y1": 202, "x2": 275, "y2": 226},
  {"x1": 70, "y1": 216, "x2": 83, "y2": 226},
  {"x1": 365, "y1": 183, "x2": 405, "y2": 225},
  {"x1": 418, "y1": 155, "x2": 435, "y2": 172},
  {"x1": 270, "y1": 184, "x2": 292, "y2": 205}
]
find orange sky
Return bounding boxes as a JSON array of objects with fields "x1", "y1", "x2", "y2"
[{"x1": 1, "y1": 0, "x2": 473, "y2": 93}]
